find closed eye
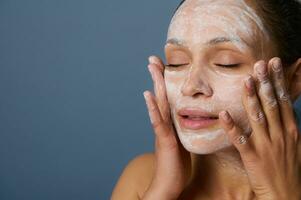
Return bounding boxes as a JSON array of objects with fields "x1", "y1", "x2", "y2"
[
  {"x1": 215, "y1": 63, "x2": 240, "y2": 68},
  {"x1": 165, "y1": 63, "x2": 240, "y2": 68},
  {"x1": 165, "y1": 64, "x2": 189, "y2": 68}
]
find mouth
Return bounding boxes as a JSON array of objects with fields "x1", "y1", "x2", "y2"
[{"x1": 177, "y1": 108, "x2": 219, "y2": 130}]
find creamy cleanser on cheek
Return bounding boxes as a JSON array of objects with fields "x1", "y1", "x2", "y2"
[
  {"x1": 164, "y1": 0, "x2": 267, "y2": 154},
  {"x1": 165, "y1": 68, "x2": 252, "y2": 154}
]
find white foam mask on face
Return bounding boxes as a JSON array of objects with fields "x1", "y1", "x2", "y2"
[
  {"x1": 165, "y1": 68, "x2": 252, "y2": 154},
  {"x1": 168, "y1": 0, "x2": 270, "y2": 54},
  {"x1": 164, "y1": 0, "x2": 267, "y2": 154}
]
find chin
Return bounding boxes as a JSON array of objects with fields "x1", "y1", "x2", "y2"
[{"x1": 176, "y1": 129, "x2": 233, "y2": 154}]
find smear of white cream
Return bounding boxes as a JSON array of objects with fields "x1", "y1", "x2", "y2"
[
  {"x1": 163, "y1": 0, "x2": 261, "y2": 154},
  {"x1": 167, "y1": 0, "x2": 269, "y2": 55}
]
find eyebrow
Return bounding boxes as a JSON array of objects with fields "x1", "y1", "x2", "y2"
[
  {"x1": 165, "y1": 37, "x2": 243, "y2": 47},
  {"x1": 207, "y1": 37, "x2": 240, "y2": 45}
]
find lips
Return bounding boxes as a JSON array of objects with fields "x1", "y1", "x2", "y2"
[{"x1": 177, "y1": 108, "x2": 219, "y2": 130}]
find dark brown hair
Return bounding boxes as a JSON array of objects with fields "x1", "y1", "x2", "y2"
[{"x1": 172, "y1": 0, "x2": 301, "y2": 66}]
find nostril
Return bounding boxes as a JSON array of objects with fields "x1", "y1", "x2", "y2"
[{"x1": 181, "y1": 79, "x2": 212, "y2": 97}]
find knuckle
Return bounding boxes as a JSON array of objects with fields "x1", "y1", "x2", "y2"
[
  {"x1": 260, "y1": 82, "x2": 278, "y2": 109},
  {"x1": 250, "y1": 110, "x2": 265, "y2": 123},
  {"x1": 153, "y1": 121, "x2": 173, "y2": 139},
  {"x1": 164, "y1": 136, "x2": 179, "y2": 149},
  {"x1": 265, "y1": 99, "x2": 278, "y2": 109},
  {"x1": 294, "y1": 133, "x2": 299, "y2": 143},
  {"x1": 260, "y1": 78, "x2": 269, "y2": 85},
  {"x1": 248, "y1": 98, "x2": 266, "y2": 123},
  {"x1": 156, "y1": 132, "x2": 178, "y2": 150},
  {"x1": 287, "y1": 124, "x2": 298, "y2": 135},
  {"x1": 234, "y1": 135, "x2": 248, "y2": 145},
  {"x1": 228, "y1": 124, "x2": 238, "y2": 135},
  {"x1": 152, "y1": 118, "x2": 164, "y2": 129},
  {"x1": 277, "y1": 88, "x2": 290, "y2": 102},
  {"x1": 288, "y1": 126, "x2": 299, "y2": 142}
]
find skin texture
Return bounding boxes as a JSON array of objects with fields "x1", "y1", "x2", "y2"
[
  {"x1": 164, "y1": 0, "x2": 272, "y2": 154},
  {"x1": 111, "y1": 0, "x2": 301, "y2": 199}
]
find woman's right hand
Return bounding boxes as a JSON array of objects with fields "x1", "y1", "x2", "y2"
[{"x1": 141, "y1": 55, "x2": 192, "y2": 200}]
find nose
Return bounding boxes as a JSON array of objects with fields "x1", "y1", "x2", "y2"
[{"x1": 181, "y1": 65, "x2": 213, "y2": 97}]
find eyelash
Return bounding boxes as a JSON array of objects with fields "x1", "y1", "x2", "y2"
[
  {"x1": 215, "y1": 63, "x2": 240, "y2": 68},
  {"x1": 165, "y1": 64, "x2": 188, "y2": 68},
  {"x1": 165, "y1": 64, "x2": 240, "y2": 68}
]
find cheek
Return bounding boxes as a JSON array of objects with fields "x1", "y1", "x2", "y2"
[
  {"x1": 214, "y1": 80, "x2": 250, "y2": 132},
  {"x1": 214, "y1": 82, "x2": 243, "y2": 107},
  {"x1": 165, "y1": 70, "x2": 251, "y2": 133},
  {"x1": 164, "y1": 70, "x2": 187, "y2": 107}
]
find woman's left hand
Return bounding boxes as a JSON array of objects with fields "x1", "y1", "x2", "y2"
[{"x1": 219, "y1": 57, "x2": 301, "y2": 200}]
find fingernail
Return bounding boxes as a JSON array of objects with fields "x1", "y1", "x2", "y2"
[
  {"x1": 272, "y1": 58, "x2": 282, "y2": 72},
  {"x1": 255, "y1": 61, "x2": 267, "y2": 80},
  {"x1": 148, "y1": 56, "x2": 158, "y2": 65},
  {"x1": 221, "y1": 111, "x2": 230, "y2": 122}
]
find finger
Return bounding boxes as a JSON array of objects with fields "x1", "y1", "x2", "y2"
[
  {"x1": 143, "y1": 90, "x2": 184, "y2": 176},
  {"x1": 143, "y1": 90, "x2": 177, "y2": 148},
  {"x1": 149, "y1": 55, "x2": 165, "y2": 73},
  {"x1": 270, "y1": 57, "x2": 298, "y2": 142},
  {"x1": 242, "y1": 75, "x2": 270, "y2": 146},
  {"x1": 148, "y1": 63, "x2": 171, "y2": 123},
  {"x1": 143, "y1": 90, "x2": 187, "y2": 193},
  {"x1": 219, "y1": 110, "x2": 255, "y2": 157},
  {"x1": 145, "y1": 84, "x2": 188, "y2": 160},
  {"x1": 254, "y1": 60, "x2": 283, "y2": 143}
]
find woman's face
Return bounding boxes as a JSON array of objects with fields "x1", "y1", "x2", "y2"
[{"x1": 164, "y1": 0, "x2": 275, "y2": 154}]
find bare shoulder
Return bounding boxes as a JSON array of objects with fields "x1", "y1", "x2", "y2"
[{"x1": 111, "y1": 152, "x2": 156, "y2": 200}]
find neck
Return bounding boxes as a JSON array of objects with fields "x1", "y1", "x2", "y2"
[{"x1": 189, "y1": 146, "x2": 255, "y2": 199}]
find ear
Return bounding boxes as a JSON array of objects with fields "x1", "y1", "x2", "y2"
[{"x1": 287, "y1": 58, "x2": 301, "y2": 102}]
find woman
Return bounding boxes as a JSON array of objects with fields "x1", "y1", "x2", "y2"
[{"x1": 112, "y1": 0, "x2": 301, "y2": 199}]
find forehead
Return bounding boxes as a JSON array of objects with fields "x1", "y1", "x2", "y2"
[{"x1": 167, "y1": 0, "x2": 269, "y2": 53}]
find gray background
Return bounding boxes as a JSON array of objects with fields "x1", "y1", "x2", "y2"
[{"x1": 0, "y1": 1, "x2": 300, "y2": 200}]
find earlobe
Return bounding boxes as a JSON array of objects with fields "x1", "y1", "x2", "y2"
[{"x1": 288, "y1": 58, "x2": 301, "y2": 102}]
